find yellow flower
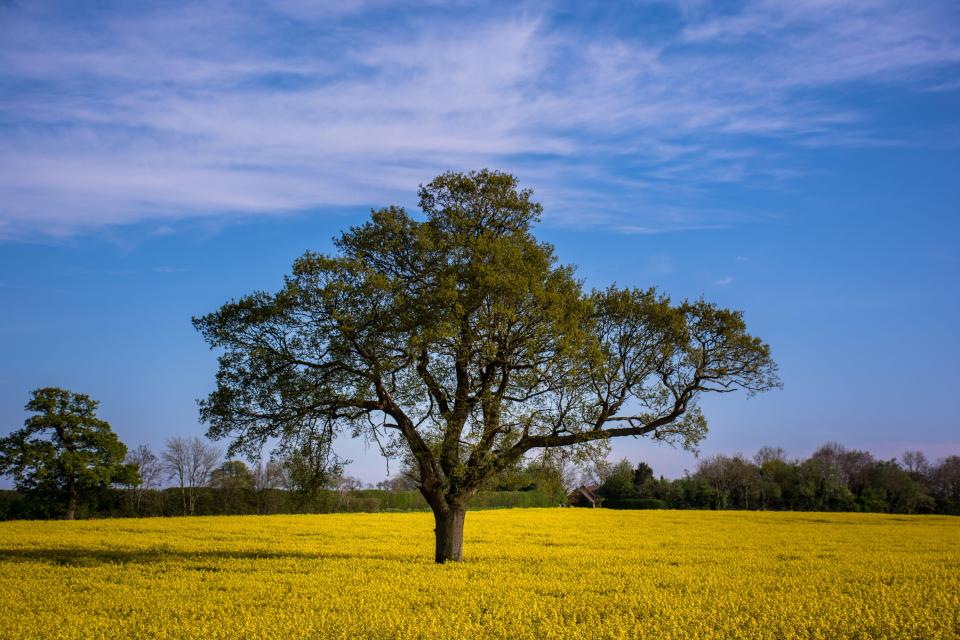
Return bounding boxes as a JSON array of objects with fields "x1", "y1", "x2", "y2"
[{"x1": 0, "y1": 510, "x2": 957, "y2": 639}]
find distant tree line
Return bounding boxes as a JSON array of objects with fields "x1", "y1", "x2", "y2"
[
  {"x1": 2, "y1": 388, "x2": 958, "y2": 519},
  {"x1": 0, "y1": 388, "x2": 569, "y2": 520},
  {"x1": 0, "y1": 437, "x2": 567, "y2": 519},
  {"x1": 592, "y1": 444, "x2": 960, "y2": 515}
]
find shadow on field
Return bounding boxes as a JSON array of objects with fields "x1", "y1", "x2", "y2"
[{"x1": 0, "y1": 547, "x2": 410, "y2": 567}]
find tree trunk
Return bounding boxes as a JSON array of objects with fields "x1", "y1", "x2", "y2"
[
  {"x1": 432, "y1": 506, "x2": 466, "y2": 564},
  {"x1": 65, "y1": 482, "x2": 78, "y2": 520}
]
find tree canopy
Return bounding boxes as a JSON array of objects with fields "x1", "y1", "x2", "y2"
[
  {"x1": 194, "y1": 169, "x2": 780, "y2": 561},
  {"x1": 0, "y1": 387, "x2": 136, "y2": 519}
]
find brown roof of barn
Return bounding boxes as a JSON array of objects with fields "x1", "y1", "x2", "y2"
[{"x1": 567, "y1": 484, "x2": 600, "y2": 507}]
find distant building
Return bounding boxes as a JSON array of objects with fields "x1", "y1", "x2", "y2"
[{"x1": 567, "y1": 484, "x2": 600, "y2": 508}]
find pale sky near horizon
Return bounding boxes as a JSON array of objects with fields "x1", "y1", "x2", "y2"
[{"x1": 1, "y1": 0, "x2": 958, "y2": 484}]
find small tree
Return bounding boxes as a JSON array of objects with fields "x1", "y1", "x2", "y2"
[
  {"x1": 0, "y1": 387, "x2": 136, "y2": 519},
  {"x1": 161, "y1": 436, "x2": 222, "y2": 515},
  {"x1": 901, "y1": 451, "x2": 929, "y2": 476},
  {"x1": 210, "y1": 459, "x2": 255, "y2": 490},
  {"x1": 253, "y1": 457, "x2": 286, "y2": 514},
  {"x1": 754, "y1": 446, "x2": 788, "y2": 510},
  {"x1": 210, "y1": 459, "x2": 255, "y2": 514},
  {"x1": 928, "y1": 456, "x2": 960, "y2": 513},
  {"x1": 278, "y1": 436, "x2": 346, "y2": 509},
  {"x1": 126, "y1": 444, "x2": 163, "y2": 514},
  {"x1": 597, "y1": 458, "x2": 637, "y2": 501},
  {"x1": 696, "y1": 455, "x2": 735, "y2": 509},
  {"x1": 194, "y1": 170, "x2": 780, "y2": 562}
]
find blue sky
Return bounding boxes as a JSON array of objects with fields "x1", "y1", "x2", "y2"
[{"x1": 1, "y1": 0, "x2": 958, "y2": 482}]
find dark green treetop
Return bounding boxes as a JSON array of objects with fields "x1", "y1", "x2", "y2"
[{"x1": 0, "y1": 387, "x2": 137, "y2": 518}]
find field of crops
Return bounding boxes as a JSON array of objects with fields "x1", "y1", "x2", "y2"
[{"x1": 0, "y1": 509, "x2": 957, "y2": 639}]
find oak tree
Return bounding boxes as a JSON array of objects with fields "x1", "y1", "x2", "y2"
[
  {"x1": 194, "y1": 170, "x2": 780, "y2": 562},
  {"x1": 0, "y1": 387, "x2": 136, "y2": 519}
]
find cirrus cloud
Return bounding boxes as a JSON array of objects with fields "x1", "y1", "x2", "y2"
[{"x1": 0, "y1": 0, "x2": 958, "y2": 239}]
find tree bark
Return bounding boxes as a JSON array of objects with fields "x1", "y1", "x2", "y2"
[
  {"x1": 65, "y1": 482, "x2": 78, "y2": 520},
  {"x1": 432, "y1": 506, "x2": 466, "y2": 564}
]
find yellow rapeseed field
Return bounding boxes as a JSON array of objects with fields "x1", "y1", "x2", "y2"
[{"x1": 0, "y1": 509, "x2": 957, "y2": 639}]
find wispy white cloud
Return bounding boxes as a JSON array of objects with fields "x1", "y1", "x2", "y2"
[
  {"x1": 0, "y1": 0, "x2": 957, "y2": 239},
  {"x1": 645, "y1": 253, "x2": 676, "y2": 277},
  {"x1": 715, "y1": 276, "x2": 735, "y2": 286},
  {"x1": 617, "y1": 224, "x2": 728, "y2": 235}
]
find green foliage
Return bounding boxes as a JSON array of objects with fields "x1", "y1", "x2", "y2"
[
  {"x1": 193, "y1": 169, "x2": 780, "y2": 521},
  {"x1": 280, "y1": 439, "x2": 346, "y2": 502},
  {"x1": 483, "y1": 457, "x2": 569, "y2": 504},
  {"x1": 597, "y1": 459, "x2": 636, "y2": 500},
  {"x1": 2, "y1": 444, "x2": 956, "y2": 520},
  {"x1": 608, "y1": 444, "x2": 945, "y2": 514},
  {"x1": 210, "y1": 460, "x2": 255, "y2": 491},
  {"x1": 0, "y1": 388, "x2": 136, "y2": 518},
  {"x1": 929, "y1": 456, "x2": 960, "y2": 513},
  {"x1": 210, "y1": 460, "x2": 256, "y2": 514},
  {"x1": 597, "y1": 458, "x2": 659, "y2": 501}
]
